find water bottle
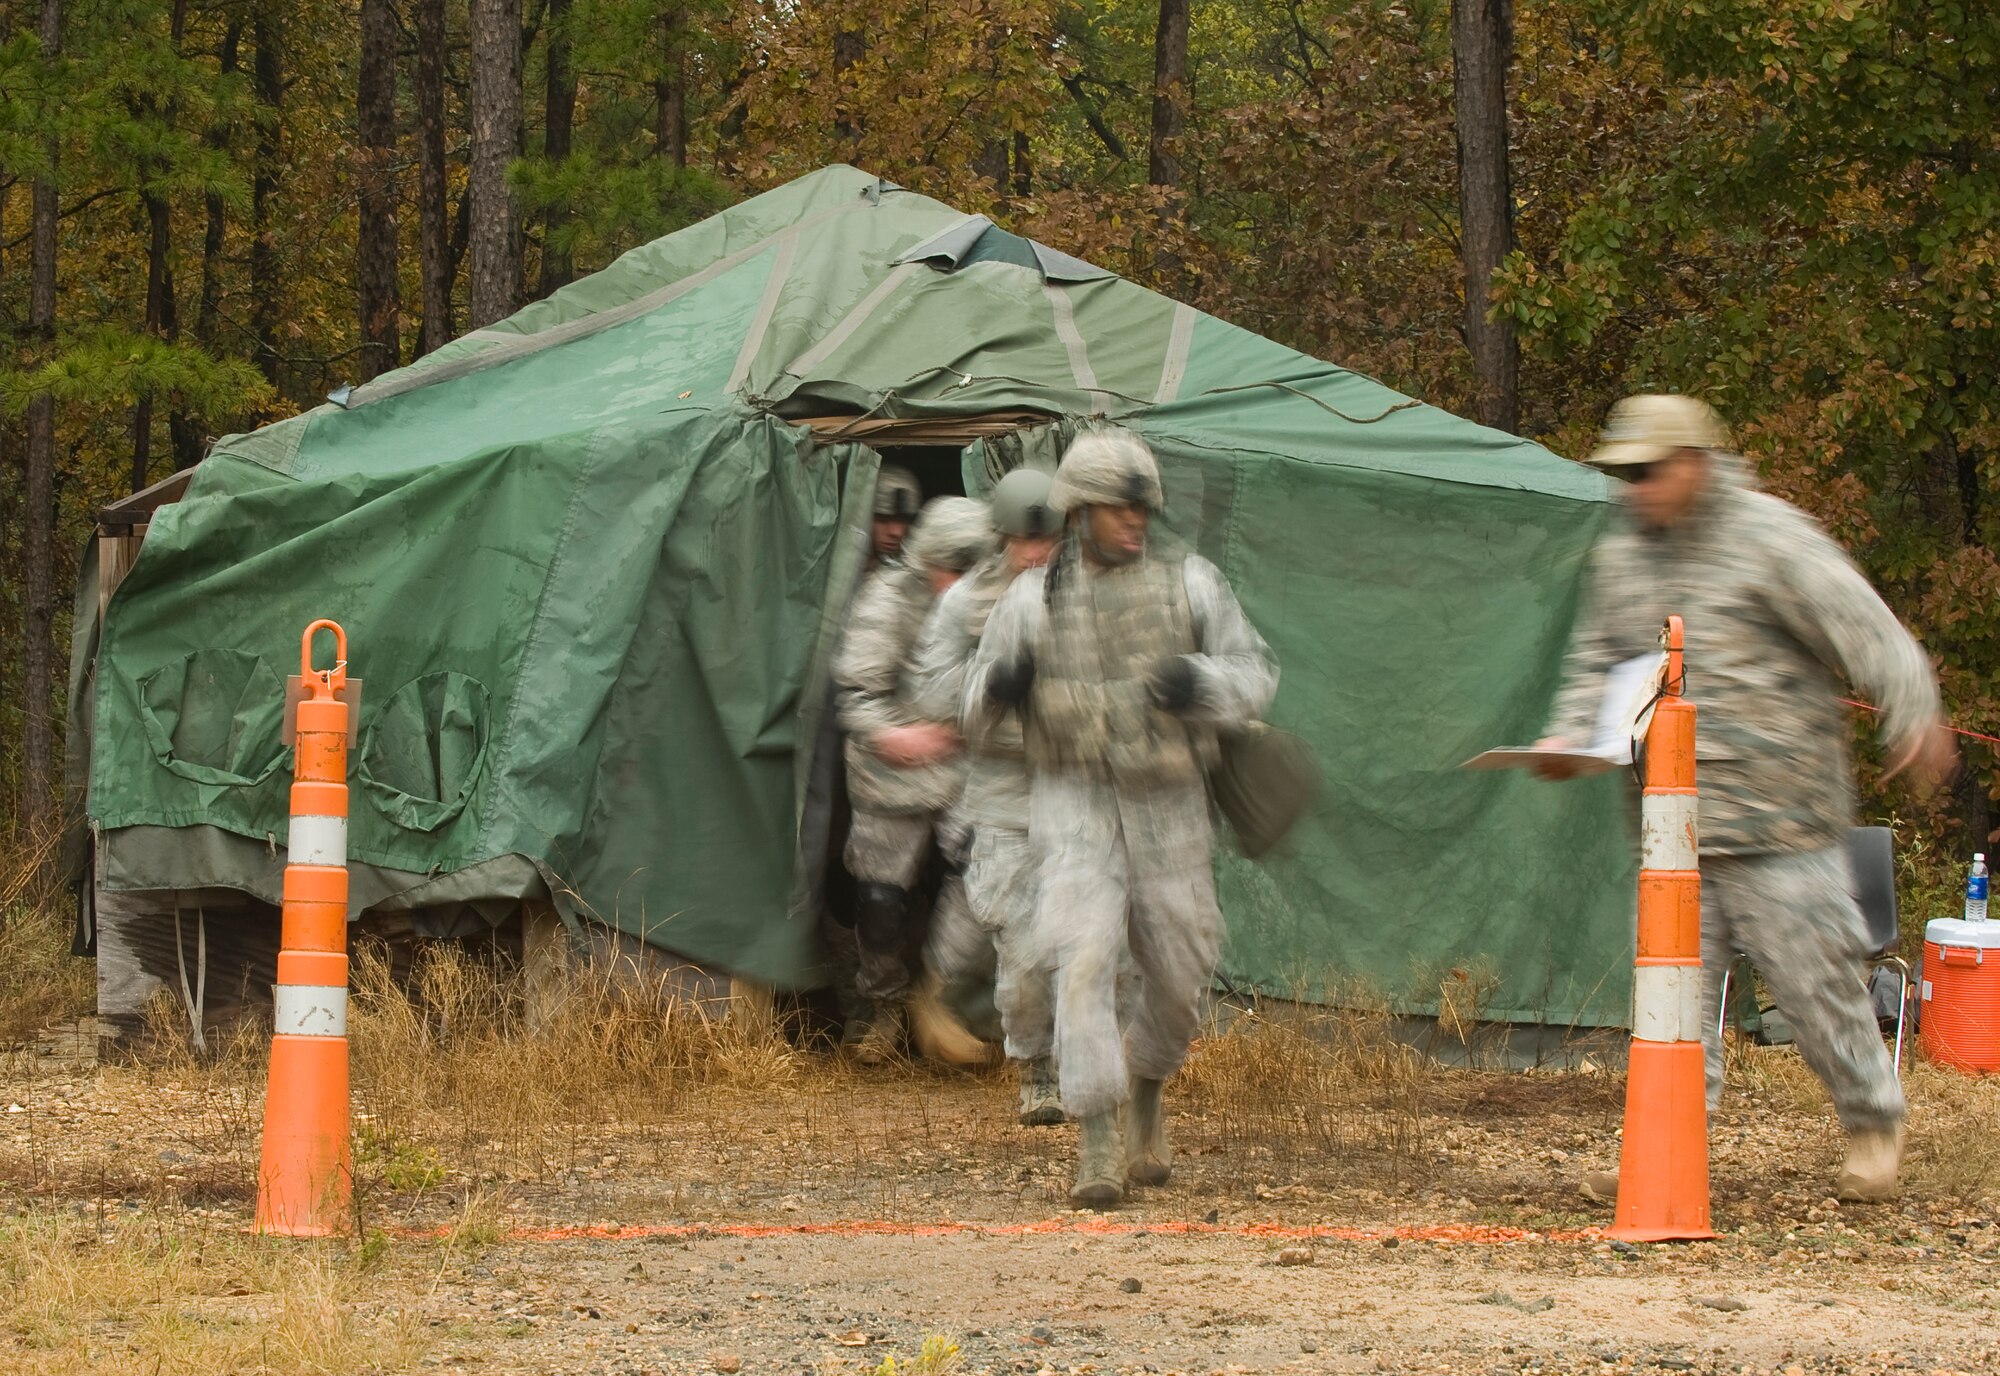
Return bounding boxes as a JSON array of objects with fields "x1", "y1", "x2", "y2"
[{"x1": 1965, "y1": 853, "x2": 1989, "y2": 923}]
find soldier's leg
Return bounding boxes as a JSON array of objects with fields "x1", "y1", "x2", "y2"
[
  {"x1": 843, "y1": 809, "x2": 932, "y2": 1007},
  {"x1": 1121, "y1": 795, "x2": 1222, "y2": 1187},
  {"x1": 1035, "y1": 779, "x2": 1133, "y2": 1121},
  {"x1": 923, "y1": 816, "x2": 992, "y2": 991},
  {"x1": 1724, "y1": 847, "x2": 1905, "y2": 1135},
  {"x1": 976, "y1": 825, "x2": 1063, "y2": 1124},
  {"x1": 1698, "y1": 862, "x2": 1743, "y2": 1111}
]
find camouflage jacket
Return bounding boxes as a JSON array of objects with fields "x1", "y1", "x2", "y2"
[
  {"x1": 910, "y1": 555, "x2": 1030, "y2": 828},
  {"x1": 970, "y1": 551, "x2": 1279, "y2": 798},
  {"x1": 835, "y1": 560, "x2": 967, "y2": 816},
  {"x1": 1547, "y1": 457, "x2": 1941, "y2": 855}
]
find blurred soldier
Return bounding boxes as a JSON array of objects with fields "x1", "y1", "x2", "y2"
[
  {"x1": 1536, "y1": 394, "x2": 1953, "y2": 1203},
  {"x1": 835, "y1": 495, "x2": 997, "y2": 1062},
  {"x1": 971, "y1": 429, "x2": 1278, "y2": 1208},
  {"x1": 911, "y1": 468, "x2": 1067, "y2": 1116},
  {"x1": 871, "y1": 464, "x2": 923, "y2": 567}
]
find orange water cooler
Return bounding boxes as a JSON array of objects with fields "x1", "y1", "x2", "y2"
[{"x1": 1920, "y1": 917, "x2": 2000, "y2": 1073}]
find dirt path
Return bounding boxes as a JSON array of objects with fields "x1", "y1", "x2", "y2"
[{"x1": 6, "y1": 1020, "x2": 2000, "y2": 1374}]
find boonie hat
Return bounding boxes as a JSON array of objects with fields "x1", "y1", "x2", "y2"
[{"x1": 1588, "y1": 394, "x2": 1729, "y2": 469}]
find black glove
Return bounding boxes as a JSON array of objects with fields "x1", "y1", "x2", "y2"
[
  {"x1": 987, "y1": 653, "x2": 1037, "y2": 706},
  {"x1": 1148, "y1": 655, "x2": 1199, "y2": 713}
]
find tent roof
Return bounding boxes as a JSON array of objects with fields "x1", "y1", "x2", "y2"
[{"x1": 216, "y1": 165, "x2": 1601, "y2": 506}]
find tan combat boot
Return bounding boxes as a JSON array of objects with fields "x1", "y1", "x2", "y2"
[
  {"x1": 909, "y1": 973, "x2": 997, "y2": 1067},
  {"x1": 1068, "y1": 1110, "x2": 1126, "y2": 1210},
  {"x1": 1017, "y1": 1055, "x2": 1065, "y2": 1127},
  {"x1": 1124, "y1": 1077, "x2": 1172, "y2": 1186},
  {"x1": 1834, "y1": 1126, "x2": 1905, "y2": 1203},
  {"x1": 843, "y1": 1001, "x2": 906, "y2": 1066}
]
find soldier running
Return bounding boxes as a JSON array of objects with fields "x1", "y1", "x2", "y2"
[
  {"x1": 972, "y1": 429, "x2": 1278, "y2": 1208},
  {"x1": 1536, "y1": 394, "x2": 1954, "y2": 1202},
  {"x1": 911, "y1": 468, "x2": 1068, "y2": 1117},
  {"x1": 835, "y1": 494, "x2": 997, "y2": 1062}
]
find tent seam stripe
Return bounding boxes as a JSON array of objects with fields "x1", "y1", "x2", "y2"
[
  {"x1": 1042, "y1": 281, "x2": 1110, "y2": 414},
  {"x1": 780, "y1": 260, "x2": 924, "y2": 380},
  {"x1": 1154, "y1": 303, "x2": 1197, "y2": 404},
  {"x1": 728, "y1": 229, "x2": 801, "y2": 395},
  {"x1": 347, "y1": 198, "x2": 874, "y2": 409}
]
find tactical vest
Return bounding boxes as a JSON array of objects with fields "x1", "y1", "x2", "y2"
[{"x1": 1025, "y1": 550, "x2": 1217, "y2": 788}]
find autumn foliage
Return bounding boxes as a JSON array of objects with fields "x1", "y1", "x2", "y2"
[{"x1": 0, "y1": 0, "x2": 1992, "y2": 845}]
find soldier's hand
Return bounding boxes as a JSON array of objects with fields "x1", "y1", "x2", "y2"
[
  {"x1": 1530, "y1": 736, "x2": 1583, "y2": 781},
  {"x1": 1885, "y1": 725, "x2": 1958, "y2": 796},
  {"x1": 1148, "y1": 656, "x2": 1199, "y2": 713},
  {"x1": 987, "y1": 653, "x2": 1036, "y2": 706},
  {"x1": 876, "y1": 722, "x2": 961, "y2": 768}
]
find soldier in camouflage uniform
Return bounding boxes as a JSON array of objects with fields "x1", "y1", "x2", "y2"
[
  {"x1": 871, "y1": 464, "x2": 923, "y2": 566},
  {"x1": 1538, "y1": 395, "x2": 1953, "y2": 1203},
  {"x1": 910, "y1": 468, "x2": 1068, "y2": 1121},
  {"x1": 835, "y1": 495, "x2": 997, "y2": 1061},
  {"x1": 971, "y1": 429, "x2": 1278, "y2": 1208}
]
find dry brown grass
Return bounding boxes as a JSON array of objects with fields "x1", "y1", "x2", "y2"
[
  {"x1": 1903, "y1": 1062, "x2": 2000, "y2": 1207},
  {"x1": 0, "y1": 1206, "x2": 425, "y2": 1374},
  {"x1": 346, "y1": 939, "x2": 800, "y2": 1179},
  {"x1": 0, "y1": 824, "x2": 92, "y2": 1045},
  {"x1": 1176, "y1": 994, "x2": 1436, "y2": 1183}
]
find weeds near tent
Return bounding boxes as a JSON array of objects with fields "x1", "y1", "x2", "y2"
[
  {"x1": 346, "y1": 939, "x2": 801, "y2": 1181},
  {"x1": 0, "y1": 822, "x2": 91, "y2": 1046},
  {"x1": 1175, "y1": 991, "x2": 1435, "y2": 1188}
]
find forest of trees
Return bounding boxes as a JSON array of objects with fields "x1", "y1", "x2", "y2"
[{"x1": 1, "y1": 0, "x2": 1995, "y2": 850}]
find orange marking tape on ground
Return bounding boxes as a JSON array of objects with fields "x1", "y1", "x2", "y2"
[{"x1": 397, "y1": 1218, "x2": 1603, "y2": 1246}]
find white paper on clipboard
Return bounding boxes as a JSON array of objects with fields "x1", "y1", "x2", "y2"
[{"x1": 1460, "y1": 652, "x2": 1666, "y2": 775}]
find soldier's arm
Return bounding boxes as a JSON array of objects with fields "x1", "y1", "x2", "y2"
[
  {"x1": 909, "y1": 581, "x2": 976, "y2": 727},
  {"x1": 1543, "y1": 538, "x2": 1626, "y2": 744},
  {"x1": 834, "y1": 573, "x2": 916, "y2": 745},
  {"x1": 963, "y1": 570, "x2": 1045, "y2": 729},
  {"x1": 1178, "y1": 556, "x2": 1280, "y2": 727},
  {"x1": 1765, "y1": 512, "x2": 1943, "y2": 759}
]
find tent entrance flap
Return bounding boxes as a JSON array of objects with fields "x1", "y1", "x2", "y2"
[{"x1": 791, "y1": 410, "x2": 1057, "y2": 448}]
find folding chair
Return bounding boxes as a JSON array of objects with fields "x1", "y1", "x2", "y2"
[{"x1": 1715, "y1": 825, "x2": 1911, "y2": 1077}]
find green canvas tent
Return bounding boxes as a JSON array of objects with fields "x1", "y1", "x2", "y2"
[{"x1": 72, "y1": 165, "x2": 1636, "y2": 1030}]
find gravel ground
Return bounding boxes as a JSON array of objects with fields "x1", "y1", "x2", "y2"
[{"x1": 6, "y1": 1018, "x2": 1998, "y2": 1374}]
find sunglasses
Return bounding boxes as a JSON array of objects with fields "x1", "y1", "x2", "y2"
[{"x1": 1612, "y1": 460, "x2": 1670, "y2": 484}]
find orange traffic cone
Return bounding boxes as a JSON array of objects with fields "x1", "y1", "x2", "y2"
[
  {"x1": 255, "y1": 620, "x2": 356, "y2": 1237},
  {"x1": 1610, "y1": 614, "x2": 1715, "y2": 1242}
]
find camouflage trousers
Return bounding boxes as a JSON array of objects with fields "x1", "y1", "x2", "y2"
[
  {"x1": 1031, "y1": 775, "x2": 1221, "y2": 1118},
  {"x1": 844, "y1": 809, "x2": 934, "y2": 1002},
  {"x1": 925, "y1": 822, "x2": 1052, "y2": 1062},
  {"x1": 1699, "y1": 846, "x2": 1906, "y2": 1134}
]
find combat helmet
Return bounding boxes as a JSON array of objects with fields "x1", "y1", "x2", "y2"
[
  {"x1": 873, "y1": 463, "x2": 923, "y2": 519},
  {"x1": 902, "y1": 496, "x2": 997, "y2": 574},
  {"x1": 1048, "y1": 429, "x2": 1162, "y2": 514},
  {"x1": 988, "y1": 468, "x2": 1059, "y2": 538}
]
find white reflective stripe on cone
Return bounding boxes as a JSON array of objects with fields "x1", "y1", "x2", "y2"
[
  {"x1": 1631, "y1": 964, "x2": 1704, "y2": 1044},
  {"x1": 287, "y1": 814, "x2": 348, "y2": 868},
  {"x1": 1640, "y1": 792, "x2": 1699, "y2": 872},
  {"x1": 272, "y1": 984, "x2": 348, "y2": 1038}
]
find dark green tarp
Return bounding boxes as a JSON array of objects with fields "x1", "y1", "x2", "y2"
[{"x1": 79, "y1": 165, "x2": 1636, "y2": 1026}]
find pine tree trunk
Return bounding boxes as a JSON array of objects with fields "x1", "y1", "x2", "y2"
[
  {"x1": 535, "y1": 0, "x2": 574, "y2": 297},
  {"x1": 467, "y1": 0, "x2": 522, "y2": 328},
  {"x1": 135, "y1": 185, "x2": 175, "y2": 492},
  {"x1": 197, "y1": 22, "x2": 243, "y2": 351},
  {"x1": 161, "y1": 0, "x2": 199, "y2": 469},
  {"x1": 415, "y1": 0, "x2": 453, "y2": 353},
  {"x1": 357, "y1": 0, "x2": 402, "y2": 381},
  {"x1": 654, "y1": 9, "x2": 686, "y2": 167},
  {"x1": 22, "y1": 0, "x2": 61, "y2": 809},
  {"x1": 832, "y1": 30, "x2": 862, "y2": 146},
  {"x1": 251, "y1": 1, "x2": 283, "y2": 389},
  {"x1": 1012, "y1": 130, "x2": 1031, "y2": 196},
  {"x1": 1451, "y1": 0, "x2": 1519, "y2": 434},
  {"x1": 1147, "y1": 0, "x2": 1188, "y2": 189}
]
